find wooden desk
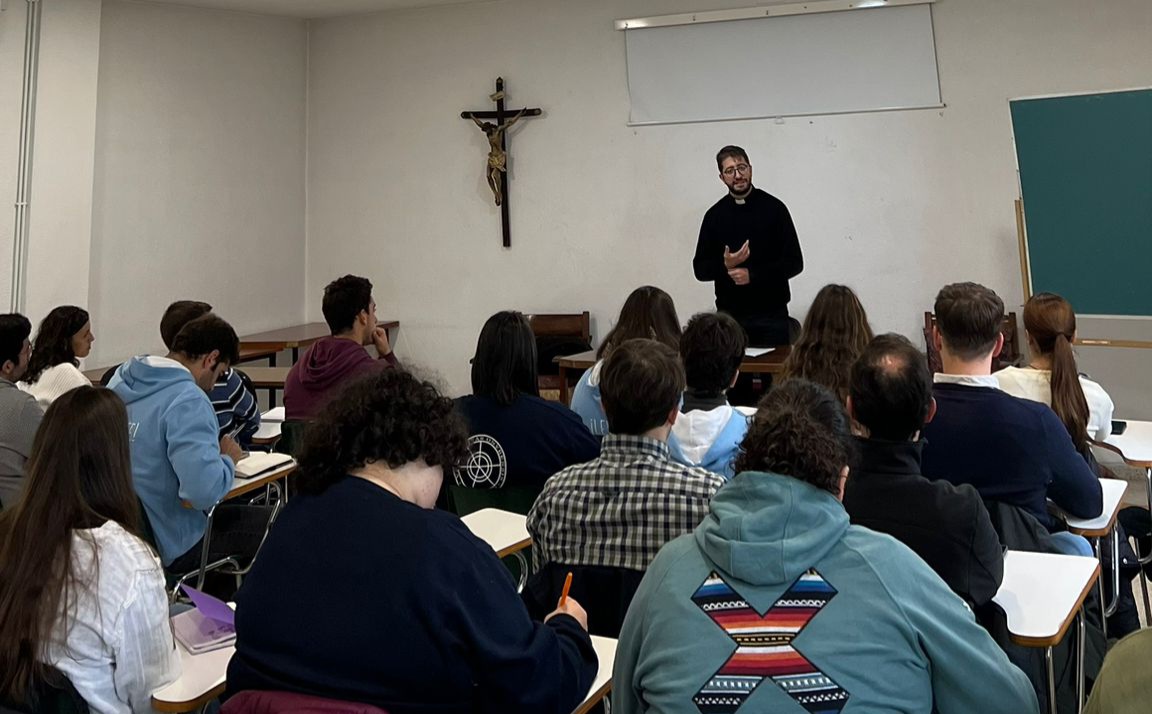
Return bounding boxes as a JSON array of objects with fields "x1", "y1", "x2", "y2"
[
  {"x1": 227, "y1": 461, "x2": 295, "y2": 501},
  {"x1": 1095, "y1": 419, "x2": 1152, "y2": 619},
  {"x1": 152, "y1": 610, "x2": 614, "y2": 714},
  {"x1": 554, "y1": 346, "x2": 792, "y2": 405},
  {"x1": 84, "y1": 347, "x2": 286, "y2": 386},
  {"x1": 240, "y1": 321, "x2": 400, "y2": 364},
  {"x1": 993, "y1": 550, "x2": 1099, "y2": 713},
  {"x1": 461, "y1": 508, "x2": 532, "y2": 557},
  {"x1": 575, "y1": 636, "x2": 617, "y2": 714},
  {"x1": 1060, "y1": 478, "x2": 1127, "y2": 630}
]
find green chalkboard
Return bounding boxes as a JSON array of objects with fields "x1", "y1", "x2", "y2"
[{"x1": 1010, "y1": 88, "x2": 1152, "y2": 316}]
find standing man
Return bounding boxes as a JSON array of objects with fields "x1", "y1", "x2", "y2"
[{"x1": 693, "y1": 145, "x2": 804, "y2": 346}]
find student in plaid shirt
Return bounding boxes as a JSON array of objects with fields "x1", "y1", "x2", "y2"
[{"x1": 525, "y1": 338, "x2": 726, "y2": 635}]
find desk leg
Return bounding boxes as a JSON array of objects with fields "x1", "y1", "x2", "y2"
[
  {"x1": 269, "y1": 352, "x2": 277, "y2": 367},
  {"x1": 196, "y1": 505, "x2": 217, "y2": 591},
  {"x1": 1093, "y1": 537, "x2": 1107, "y2": 641},
  {"x1": 559, "y1": 365, "x2": 571, "y2": 405},
  {"x1": 1138, "y1": 467, "x2": 1152, "y2": 621},
  {"x1": 1075, "y1": 608, "x2": 1087, "y2": 713},
  {"x1": 1045, "y1": 646, "x2": 1057, "y2": 714},
  {"x1": 268, "y1": 387, "x2": 278, "y2": 409},
  {"x1": 513, "y1": 550, "x2": 529, "y2": 593},
  {"x1": 1106, "y1": 527, "x2": 1121, "y2": 618}
]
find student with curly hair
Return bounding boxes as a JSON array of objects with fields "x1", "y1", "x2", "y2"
[
  {"x1": 614, "y1": 379, "x2": 1037, "y2": 714},
  {"x1": 780, "y1": 284, "x2": 873, "y2": 402},
  {"x1": 570, "y1": 286, "x2": 681, "y2": 437},
  {"x1": 228, "y1": 369, "x2": 597, "y2": 714},
  {"x1": 20, "y1": 306, "x2": 94, "y2": 409}
]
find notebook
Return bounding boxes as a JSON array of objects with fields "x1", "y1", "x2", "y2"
[
  {"x1": 172, "y1": 586, "x2": 236, "y2": 654},
  {"x1": 235, "y1": 451, "x2": 294, "y2": 479}
]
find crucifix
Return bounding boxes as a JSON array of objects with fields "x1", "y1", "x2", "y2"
[{"x1": 461, "y1": 77, "x2": 541, "y2": 247}]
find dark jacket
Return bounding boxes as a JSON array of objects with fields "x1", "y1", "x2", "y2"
[
  {"x1": 843, "y1": 437, "x2": 1004, "y2": 607},
  {"x1": 227, "y1": 477, "x2": 596, "y2": 714},
  {"x1": 283, "y1": 337, "x2": 399, "y2": 421},
  {"x1": 921, "y1": 382, "x2": 1102, "y2": 528}
]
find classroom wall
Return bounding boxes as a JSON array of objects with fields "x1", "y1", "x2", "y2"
[
  {"x1": 305, "y1": 0, "x2": 1152, "y2": 412},
  {"x1": 88, "y1": 0, "x2": 308, "y2": 365}
]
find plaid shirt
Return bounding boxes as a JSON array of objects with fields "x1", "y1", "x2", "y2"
[{"x1": 527, "y1": 434, "x2": 726, "y2": 572}]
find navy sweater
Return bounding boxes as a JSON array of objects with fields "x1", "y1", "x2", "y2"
[
  {"x1": 921, "y1": 382, "x2": 1103, "y2": 528},
  {"x1": 455, "y1": 395, "x2": 600, "y2": 490},
  {"x1": 227, "y1": 477, "x2": 597, "y2": 713}
]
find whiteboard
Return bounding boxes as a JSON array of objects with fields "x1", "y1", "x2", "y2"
[{"x1": 624, "y1": 4, "x2": 942, "y2": 125}]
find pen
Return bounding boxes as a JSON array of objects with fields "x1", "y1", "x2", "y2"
[{"x1": 559, "y1": 571, "x2": 573, "y2": 607}]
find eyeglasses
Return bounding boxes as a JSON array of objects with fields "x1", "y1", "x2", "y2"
[{"x1": 721, "y1": 164, "x2": 751, "y2": 177}]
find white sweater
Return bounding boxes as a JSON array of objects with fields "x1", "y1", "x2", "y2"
[
  {"x1": 43, "y1": 521, "x2": 181, "y2": 714},
  {"x1": 994, "y1": 366, "x2": 1115, "y2": 442},
  {"x1": 21, "y1": 362, "x2": 90, "y2": 409}
]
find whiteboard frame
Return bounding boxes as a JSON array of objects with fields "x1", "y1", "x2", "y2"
[{"x1": 615, "y1": 0, "x2": 935, "y2": 31}]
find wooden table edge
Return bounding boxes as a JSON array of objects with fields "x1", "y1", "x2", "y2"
[
  {"x1": 1007, "y1": 562, "x2": 1100, "y2": 648},
  {"x1": 496, "y1": 537, "x2": 533, "y2": 558},
  {"x1": 152, "y1": 682, "x2": 225, "y2": 713},
  {"x1": 227, "y1": 465, "x2": 295, "y2": 500},
  {"x1": 572, "y1": 682, "x2": 613, "y2": 714}
]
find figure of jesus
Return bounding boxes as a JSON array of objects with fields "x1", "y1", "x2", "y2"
[{"x1": 469, "y1": 108, "x2": 526, "y2": 206}]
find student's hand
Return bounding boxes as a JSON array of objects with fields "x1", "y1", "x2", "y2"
[
  {"x1": 220, "y1": 435, "x2": 244, "y2": 463},
  {"x1": 371, "y1": 327, "x2": 392, "y2": 357},
  {"x1": 723, "y1": 241, "x2": 750, "y2": 269},
  {"x1": 545, "y1": 596, "x2": 589, "y2": 631},
  {"x1": 728, "y1": 267, "x2": 750, "y2": 285}
]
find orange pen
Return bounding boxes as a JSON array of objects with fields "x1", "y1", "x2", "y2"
[{"x1": 559, "y1": 571, "x2": 574, "y2": 607}]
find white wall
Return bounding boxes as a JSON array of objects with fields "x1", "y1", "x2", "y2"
[
  {"x1": 88, "y1": 0, "x2": 307, "y2": 365},
  {"x1": 305, "y1": 0, "x2": 1152, "y2": 411}
]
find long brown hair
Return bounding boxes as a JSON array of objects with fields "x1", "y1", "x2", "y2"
[
  {"x1": 1024, "y1": 292, "x2": 1090, "y2": 452},
  {"x1": 597, "y1": 286, "x2": 682, "y2": 360},
  {"x1": 0, "y1": 387, "x2": 141, "y2": 701},
  {"x1": 782, "y1": 284, "x2": 874, "y2": 402}
]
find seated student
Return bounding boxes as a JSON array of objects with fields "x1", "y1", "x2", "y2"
[
  {"x1": 570, "y1": 286, "x2": 681, "y2": 437},
  {"x1": 780, "y1": 283, "x2": 873, "y2": 402},
  {"x1": 227, "y1": 370, "x2": 597, "y2": 713},
  {"x1": 668, "y1": 311, "x2": 752, "y2": 479},
  {"x1": 842, "y1": 333, "x2": 1003, "y2": 608},
  {"x1": 454, "y1": 311, "x2": 599, "y2": 494},
  {"x1": 921, "y1": 282, "x2": 1102, "y2": 556},
  {"x1": 0, "y1": 314, "x2": 41, "y2": 509},
  {"x1": 284, "y1": 275, "x2": 399, "y2": 421},
  {"x1": 20, "y1": 306, "x2": 94, "y2": 408},
  {"x1": 109, "y1": 314, "x2": 266, "y2": 572},
  {"x1": 526, "y1": 338, "x2": 726, "y2": 635},
  {"x1": 1083, "y1": 627, "x2": 1152, "y2": 714},
  {"x1": 0, "y1": 386, "x2": 179, "y2": 713},
  {"x1": 160, "y1": 301, "x2": 261, "y2": 448},
  {"x1": 613, "y1": 379, "x2": 1038, "y2": 714},
  {"x1": 995, "y1": 292, "x2": 1114, "y2": 445}
]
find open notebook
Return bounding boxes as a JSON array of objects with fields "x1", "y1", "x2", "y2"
[
  {"x1": 235, "y1": 452, "x2": 294, "y2": 479},
  {"x1": 172, "y1": 586, "x2": 236, "y2": 654}
]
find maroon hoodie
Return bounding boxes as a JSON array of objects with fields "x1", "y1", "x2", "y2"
[{"x1": 283, "y1": 336, "x2": 399, "y2": 420}]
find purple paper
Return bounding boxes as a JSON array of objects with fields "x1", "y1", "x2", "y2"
[{"x1": 180, "y1": 585, "x2": 236, "y2": 627}]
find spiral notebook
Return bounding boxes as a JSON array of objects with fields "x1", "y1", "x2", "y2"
[{"x1": 172, "y1": 586, "x2": 236, "y2": 654}]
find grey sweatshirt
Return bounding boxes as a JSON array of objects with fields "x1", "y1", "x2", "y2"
[{"x1": 0, "y1": 378, "x2": 43, "y2": 508}]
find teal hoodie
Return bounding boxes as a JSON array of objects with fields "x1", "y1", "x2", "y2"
[
  {"x1": 109, "y1": 356, "x2": 235, "y2": 565},
  {"x1": 613, "y1": 471, "x2": 1038, "y2": 714}
]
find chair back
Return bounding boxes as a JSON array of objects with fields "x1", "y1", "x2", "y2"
[
  {"x1": 275, "y1": 420, "x2": 309, "y2": 457},
  {"x1": 527, "y1": 312, "x2": 592, "y2": 395},
  {"x1": 923, "y1": 311, "x2": 1020, "y2": 373},
  {"x1": 99, "y1": 364, "x2": 122, "y2": 387},
  {"x1": 222, "y1": 690, "x2": 388, "y2": 714},
  {"x1": 523, "y1": 562, "x2": 646, "y2": 638}
]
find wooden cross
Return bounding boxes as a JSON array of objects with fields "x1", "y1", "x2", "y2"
[{"x1": 461, "y1": 77, "x2": 541, "y2": 248}]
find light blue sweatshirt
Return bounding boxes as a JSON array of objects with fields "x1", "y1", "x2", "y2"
[
  {"x1": 569, "y1": 361, "x2": 609, "y2": 437},
  {"x1": 614, "y1": 471, "x2": 1039, "y2": 714},
  {"x1": 109, "y1": 356, "x2": 235, "y2": 565}
]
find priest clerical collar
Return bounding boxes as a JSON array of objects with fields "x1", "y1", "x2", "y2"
[{"x1": 730, "y1": 187, "x2": 753, "y2": 205}]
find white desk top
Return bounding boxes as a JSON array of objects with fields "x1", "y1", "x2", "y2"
[
  {"x1": 251, "y1": 421, "x2": 283, "y2": 443},
  {"x1": 461, "y1": 508, "x2": 532, "y2": 557},
  {"x1": 226, "y1": 461, "x2": 295, "y2": 500},
  {"x1": 1062, "y1": 478, "x2": 1127, "y2": 535},
  {"x1": 992, "y1": 550, "x2": 1100, "y2": 646},
  {"x1": 153, "y1": 626, "x2": 616, "y2": 713},
  {"x1": 1103, "y1": 420, "x2": 1152, "y2": 465},
  {"x1": 576, "y1": 636, "x2": 617, "y2": 714}
]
